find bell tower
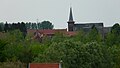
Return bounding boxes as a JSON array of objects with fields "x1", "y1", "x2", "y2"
[{"x1": 67, "y1": 7, "x2": 75, "y2": 31}]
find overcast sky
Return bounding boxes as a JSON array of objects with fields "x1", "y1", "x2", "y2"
[{"x1": 0, "y1": 0, "x2": 120, "y2": 28}]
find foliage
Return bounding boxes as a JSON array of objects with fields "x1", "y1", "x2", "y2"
[
  {"x1": 25, "y1": 21, "x2": 54, "y2": 29},
  {"x1": 0, "y1": 40, "x2": 7, "y2": 62},
  {"x1": 34, "y1": 40, "x2": 113, "y2": 68},
  {"x1": 108, "y1": 45, "x2": 120, "y2": 68},
  {"x1": 3, "y1": 22, "x2": 27, "y2": 38},
  {"x1": 0, "y1": 25, "x2": 3, "y2": 32},
  {"x1": 85, "y1": 25, "x2": 103, "y2": 43},
  {"x1": 0, "y1": 23, "x2": 120, "y2": 68},
  {"x1": 4, "y1": 22, "x2": 9, "y2": 32},
  {"x1": 51, "y1": 32, "x2": 68, "y2": 43},
  {"x1": 2, "y1": 30, "x2": 25, "y2": 61},
  {"x1": 105, "y1": 23, "x2": 120, "y2": 46},
  {"x1": 71, "y1": 29, "x2": 86, "y2": 42},
  {"x1": 0, "y1": 22, "x2": 4, "y2": 32},
  {"x1": 40, "y1": 21, "x2": 54, "y2": 29}
]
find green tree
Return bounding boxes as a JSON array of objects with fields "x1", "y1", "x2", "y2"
[
  {"x1": 78, "y1": 42, "x2": 113, "y2": 68},
  {"x1": 20, "y1": 22, "x2": 27, "y2": 38},
  {"x1": 2, "y1": 30, "x2": 25, "y2": 61},
  {"x1": 34, "y1": 39, "x2": 112, "y2": 68},
  {"x1": 26, "y1": 22, "x2": 30, "y2": 29},
  {"x1": 0, "y1": 25, "x2": 2, "y2": 32},
  {"x1": 111, "y1": 23, "x2": 120, "y2": 35},
  {"x1": 105, "y1": 23, "x2": 120, "y2": 46},
  {"x1": 31, "y1": 23, "x2": 37, "y2": 29},
  {"x1": 4, "y1": 22, "x2": 9, "y2": 32},
  {"x1": 85, "y1": 25, "x2": 102, "y2": 43},
  {"x1": 108, "y1": 45, "x2": 120, "y2": 68},
  {"x1": 51, "y1": 32, "x2": 67, "y2": 43},
  {"x1": 71, "y1": 29, "x2": 85, "y2": 42},
  {"x1": 0, "y1": 22, "x2": 4, "y2": 32},
  {"x1": 0, "y1": 40, "x2": 7, "y2": 62},
  {"x1": 41, "y1": 21, "x2": 54, "y2": 29},
  {"x1": 37, "y1": 22, "x2": 42, "y2": 29}
]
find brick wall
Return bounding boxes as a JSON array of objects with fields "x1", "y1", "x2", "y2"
[{"x1": 29, "y1": 63, "x2": 60, "y2": 68}]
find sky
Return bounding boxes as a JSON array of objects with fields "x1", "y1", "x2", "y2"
[{"x1": 0, "y1": 0, "x2": 120, "y2": 29}]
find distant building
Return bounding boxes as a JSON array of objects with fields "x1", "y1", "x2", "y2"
[
  {"x1": 67, "y1": 7, "x2": 111, "y2": 36},
  {"x1": 27, "y1": 29, "x2": 76, "y2": 42},
  {"x1": 27, "y1": 7, "x2": 112, "y2": 42}
]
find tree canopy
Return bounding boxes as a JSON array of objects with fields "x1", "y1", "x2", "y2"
[
  {"x1": 106, "y1": 23, "x2": 120, "y2": 46},
  {"x1": 0, "y1": 23, "x2": 120, "y2": 68},
  {"x1": 25, "y1": 21, "x2": 54, "y2": 29}
]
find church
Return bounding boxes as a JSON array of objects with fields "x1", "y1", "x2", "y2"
[
  {"x1": 67, "y1": 7, "x2": 111, "y2": 36},
  {"x1": 27, "y1": 7, "x2": 111, "y2": 42}
]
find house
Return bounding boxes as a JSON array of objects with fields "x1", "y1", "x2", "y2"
[{"x1": 27, "y1": 29, "x2": 76, "y2": 42}]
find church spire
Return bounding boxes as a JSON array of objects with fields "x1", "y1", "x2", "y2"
[
  {"x1": 67, "y1": 7, "x2": 75, "y2": 31},
  {"x1": 69, "y1": 7, "x2": 74, "y2": 21}
]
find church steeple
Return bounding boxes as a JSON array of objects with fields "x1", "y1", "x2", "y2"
[
  {"x1": 67, "y1": 7, "x2": 75, "y2": 31},
  {"x1": 69, "y1": 7, "x2": 74, "y2": 21}
]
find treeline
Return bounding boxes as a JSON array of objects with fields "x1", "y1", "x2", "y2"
[
  {"x1": 0, "y1": 21, "x2": 54, "y2": 32},
  {"x1": 25, "y1": 21, "x2": 54, "y2": 29},
  {"x1": 0, "y1": 22, "x2": 27, "y2": 38},
  {"x1": 0, "y1": 21, "x2": 53, "y2": 38},
  {"x1": 0, "y1": 23, "x2": 120, "y2": 68}
]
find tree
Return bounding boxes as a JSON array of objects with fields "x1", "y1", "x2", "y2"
[
  {"x1": 34, "y1": 40, "x2": 113, "y2": 68},
  {"x1": 1, "y1": 30, "x2": 33, "y2": 63},
  {"x1": 51, "y1": 32, "x2": 67, "y2": 43},
  {"x1": 37, "y1": 22, "x2": 42, "y2": 29},
  {"x1": 71, "y1": 29, "x2": 86, "y2": 42},
  {"x1": 111, "y1": 23, "x2": 120, "y2": 35},
  {"x1": 0, "y1": 40, "x2": 7, "y2": 62},
  {"x1": 78, "y1": 42, "x2": 113, "y2": 68},
  {"x1": 26, "y1": 22, "x2": 30, "y2": 29},
  {"x1": 85, "y1": 25, "x2": 102, "y2": 43},
  {"x1": 4, "y1": 22, "x2": 9, "y2": 32},
  {"x1": 105, "y1": 23, "x2": 120, "y2": 46},
  {"x1": 0, "y1": 22, "x2": 4, "y2": 32},
  {"x1": 41, "y1": 21, "x2": 54, "y2": 29},
  {"x1": 25, "y1": 21, "x2": 54, "y2": 29},
  {"x1": 28, "y1": 22, "x2": 32, "y2": 29},
  {"x1": 20, "y1": 22, "x2": 27, "y2": 38},
  {"x1": 0, "y1": 25, "x2": 2, "y2": 32},
  {"x1": 108, "y1": 45, "x2": 120, "y2": 68}
]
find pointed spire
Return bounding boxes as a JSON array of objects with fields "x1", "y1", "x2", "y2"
[{"x1": 69, "y1": 7, "x2": 74, "y2": 21}]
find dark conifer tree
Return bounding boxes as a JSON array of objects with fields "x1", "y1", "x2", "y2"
[
  {"x1": 20, "y1": 22, "x2": 27, "y2": 38},
  {"x1": 4, "y1": 21, "x2": 9, "y2": 32},
  {"x1": 111, "y1": 23, "x2": 120, "y2": 35},
  {"x1": 0, "y1": 23, "x2": 4, "y2": 32},
  {"x1": 0, "y1": 25, "x2": 2, "y2": 32}
]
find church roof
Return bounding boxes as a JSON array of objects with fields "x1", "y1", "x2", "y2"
[
  {"x1": 69, "y1": 7, "x2": 74, "y2": 22},
  {"x1": 74, "y1": 23, "x2": 104, "y2": 28}
]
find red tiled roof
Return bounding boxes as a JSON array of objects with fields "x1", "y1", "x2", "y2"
[
  {"x1": 38, "y1": 29, "x2": 55, "y2": 35},
  {"x1": 27, "y1": 29, "x2": 76, "y2": 37},
  {"x1": 27, "y1": 29, "x2": 67, "y2": 35}
]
